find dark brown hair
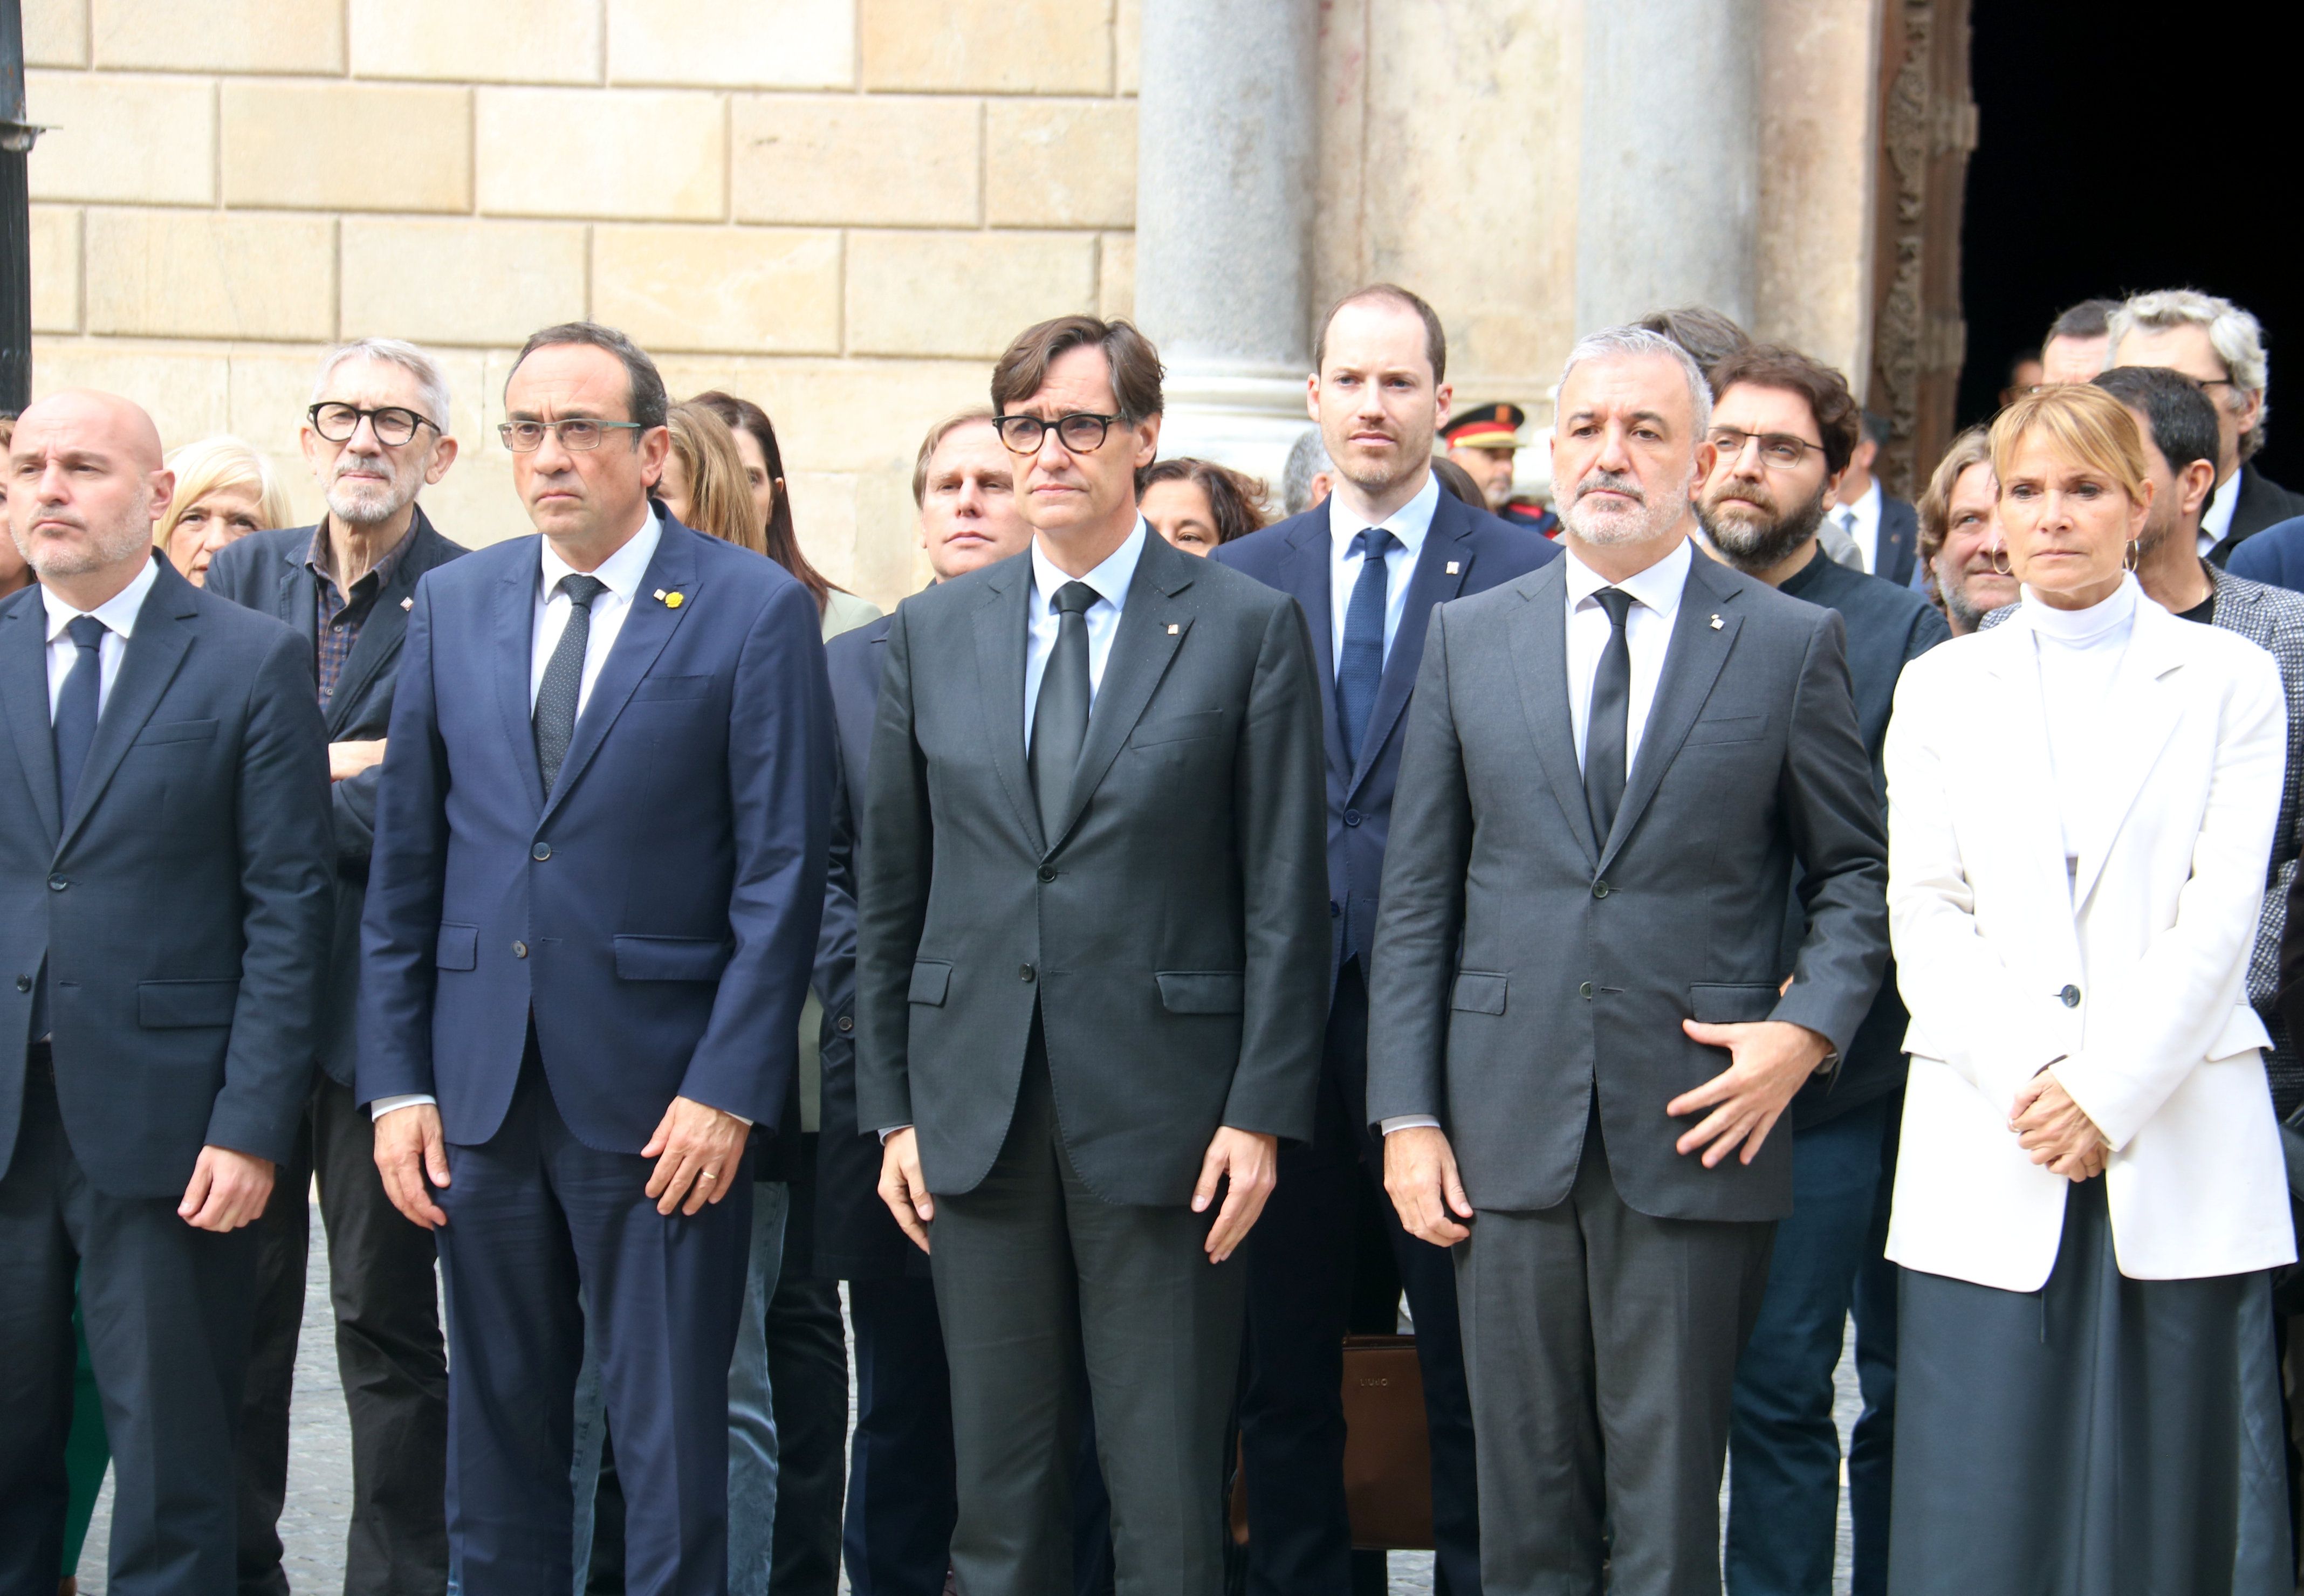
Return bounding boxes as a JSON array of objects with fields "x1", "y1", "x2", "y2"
[
  {"x1": 991, "y1": 317, "x2": 1164, "y2": 422},
  {"x1": 1314, "y1": 284, "x2": 1448, "y2": 384},
  {"x1": 1706, "y1": 343, "x2": 1863, "y2": 477},
  {"x1": 509, "y1": 321, "x2": 667, "y2": 430},
  {"x1": 1429, "y1": 455, "x2": 1486, "y2": 508},
  {"x1": 1916, "y1": 425, "x2": 1994, "y2": 576},
  {"x1": 912, "y1": 409, "x2": 997, "y2": 507},
  {"x1": 687, "y1": 389, "x2": 841, "y2": 615},
  {"x1": 1634, "y1": 305, "x2": 1751, "y2": 389},
  {"x1": 1141, "y1": 457, "x2": 1272, "y2": 546}
]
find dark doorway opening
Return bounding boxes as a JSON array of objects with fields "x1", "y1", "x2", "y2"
[{"x1": 1958, "y1": 1, "x2": 2300, "y2": 484}]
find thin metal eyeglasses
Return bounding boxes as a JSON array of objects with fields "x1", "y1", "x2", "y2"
[
  {"x1": 1706, "y1": 427, "x2": 1826, "y2": 470},
  {"x1": 308, "y1": 403, "x2": 438, "y2": 448},
  {"x1": 995, "y1": 412, "x2": 1124, "y2": 456},
  {"x1": 497, "y1": 419, "x2": 648, "y2": 453}
]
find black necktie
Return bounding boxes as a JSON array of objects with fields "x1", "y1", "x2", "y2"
[
  {"x1": 1029, "y1": 580, "x2": 1098, "y2": 830},
  {"x1": 1583, "y1": 588, "x2": 1635, "y2": 847},
  {"x1": 534, "y1": 574, "x2": 607, "y2": 793},
  {"x1": 54, "y1": 615, "x2": 106, "y2": 820},
  {"x1": 1336, "y1": 528, "x2": 1395, "y2": 767}
]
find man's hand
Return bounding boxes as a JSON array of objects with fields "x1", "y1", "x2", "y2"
[
  {"x1": 178, "y1": 1146, "x2": 276, "y2": 1232},
  {"x1": 328, "y1": 738, "x2": 387, "y2": 783},
  {"x1": 1383, "y1": 1125, "x2": 1473, "y2": 1247},
  {"x1": 1670, "y1": 1019, "x2": 1832, "y2": 1167},
  {"x1": 2010, "y1": 1070, "x2": 2108, "y2": 1181},
  {"x1": 877, "y1": 1129, "x2": 934, "y2": 1254},
  {"x1": 1192, "y1": 1127, "x2": 1279, "y2": 1263},
  {"x1": 374, "y1": 1104, "x2": 450, "y2": 1229},
  {"x1": 642, "y1": 1097, "x2": 752, "y2": 1216}
]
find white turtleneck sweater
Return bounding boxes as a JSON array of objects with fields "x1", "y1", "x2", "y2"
[{"x1": 2021, "y1": 574, "x2": 2140, "y2": 874}]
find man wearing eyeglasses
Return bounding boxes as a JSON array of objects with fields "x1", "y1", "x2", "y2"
[
  {"x1": 1692, "y1": 344, "x2": 1945, "y2": 1596},
  {"x1": 204, "y1": 336, "x2": 468, "y2": 1596},
  {"x1": 857, "y1": 315, "x2": 1329, "y2": 1596},
  {"x1": 359, "y1": 321, "x2": 832, "y2": 1595}
]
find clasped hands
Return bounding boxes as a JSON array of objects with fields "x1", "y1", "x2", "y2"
[
  {"x1": 374, "y1": 1095, "x2": 751, "y2": 1229},
  {"x1": 2010, "y1": 1069, "x2": 2108, "y2": 1181}
]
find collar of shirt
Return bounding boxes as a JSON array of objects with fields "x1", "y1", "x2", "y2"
[
  {"x1": 2199, "y1": 466, "x2": 2241, "y2": 556},
  {"x1": 1029, "y1": 515, "x2": 1147, "y2": 620},
  {"x1": 1324, "y1": 469, "x2": 1441, "y2": 565},
  {"x1": 42, "y1": 550, "x2": 159, "y2": 644},
  {"x1": 1561, "y1": 533, "x2": 1692, "y2": 621},
  {"x1": 1324, "y1": 472, "x2": 1440, "y2": 669},
  {"x1": 539, "y1": 504, "x2": 660, "y2": 607},
  {"x1": 1022, "y1": 518, "x2": 1148, "y2": 749},
  {"x1": 305, "y1": 515, "x2": 420, "y2": 604}
]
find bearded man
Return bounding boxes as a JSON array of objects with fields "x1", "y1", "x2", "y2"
[
  {"x1": 1367, "y1": 326, "x2": 1889, "y2": 1596},
  {"x1": 1692, "y1": 343, "x2": 1948, "y2": 1596},
  {"x1": 205, "y1": 338, "x2": 467, "y2": 1596}
]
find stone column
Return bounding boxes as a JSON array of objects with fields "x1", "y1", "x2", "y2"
[
  {"x1": 1134, "y1": 0, "x2": 1318, "y2": 489},
  {"x1": 1574, "y1": 0, "x2": 1763, "y2": 335}
]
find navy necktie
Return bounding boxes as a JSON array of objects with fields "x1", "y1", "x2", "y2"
[
  {"x1": 53, "y1": 615, "x2": 107, "y2": 820},
  {"x1": 534, "y1": 574, "x2": 607, "y2": 793},
  {"x1": 1583, "y1": 588, "x2": 1635, "y2": 846},
  {"x1": 1030, "y1": 580, "x2": 1099, "y2": 830},
  {"x1": 1336, "y1": 528, "x2": 1396, "y2": 767}
]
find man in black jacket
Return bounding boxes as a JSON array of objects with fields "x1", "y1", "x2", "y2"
[
  {"x1": 204, "y1": 338, "x2": 465, "y2": 1596},
  {"x1": 1695, "y1": 345, "x2": 1947, "y2": 1596}
]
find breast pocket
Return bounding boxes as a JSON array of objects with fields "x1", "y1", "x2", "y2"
[
  {"x1": 629, "y1": 675, "x2": 716, "y2": 704},
  {"x1": 1129, "y1": 710, "x2": 1226, "y2": 749},
  {"x1": 134, "y1": 718, "x2": 220, "y2": 746},
  {"x1": 1682, "y1": 713, "x2": 1768, "y2": 747}
]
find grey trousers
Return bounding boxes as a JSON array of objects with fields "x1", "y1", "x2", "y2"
[
  {"x1": 1453, "y1": 1115, "x2": 1774, "y2": 1596},
  {"x1": 928, "y1": 1038, "x2": 1243, "y2": 1596}
]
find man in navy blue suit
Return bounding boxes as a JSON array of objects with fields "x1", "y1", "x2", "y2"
[
  {"x1": 359, "y1": 322, "x2": 832, "y2": 1596},
  {"x1": 0, "y1": 390, "x2": 334, "y2": 1594},
  {"x1": 1212, "y1": 285, "x2": 1557, "y2": 1596}
]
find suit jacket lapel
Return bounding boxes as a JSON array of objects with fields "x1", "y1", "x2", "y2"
[
  {"x1": 275, "y1": 531, "x2": 319, "y2": 682},
  {"x1": 492, "y1": 544, "x2": 547, "y2": 814},
  {"x1": 0, "y1": 594, "x2": 60, "y2": 848},
  {"x1": 1598, "y1": 559, "x2": 1739, "y2": 875},
  {"x1": 1050, "y1": 536, "x2": 1195, "y2": 852},
  {"x1": 973, "y1": 558, "x2": 1044, "y2": 855},
  {"x1": 541, "y1": 522, "x2": 695, "y2": 825},
  {"x1": 1279, "y1": 517, "x2": 1346, "y2": 791},
  {"x1": 60, "y1": 562, "x2": 199, "y2": 851},
  {"x1": 1352, "y1": 498, "x2": 1473, "y2": 796},
  {"x1": 325, "y1": 513, "x2": 438, "y2": 736},
  {"x1": 1503, "y1": 560, "x2": 1599, "y2": 869}
]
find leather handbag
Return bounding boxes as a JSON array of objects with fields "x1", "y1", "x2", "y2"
[{"x1": 1229, "y1": 1334, "x2": 1435, "y2": 1551}]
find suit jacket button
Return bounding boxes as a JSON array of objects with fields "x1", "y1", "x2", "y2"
[
  {"x1": 2059, "y1": 983, "x2": 2081, "y2": 1008},
  {"x1": 1344, "y1": 809, "x2": 1362, "y2": 827},
  {"x1": 1580, "y1": 981, "x2": 1594, "y2": 1000},
  {"x1": 1019, "y1": 963, "x2": 1036, "y2": 982},
  {"x1": 513, "y1": 941, "x2": 529, "y2": 959},
  {"x1": 1038, "y1": 865, "x2": 1057, "y2": 883},
  {"x1": 532, "y1": 842, "x2": 552, "y2": 861},
  {"x1": 1592, "y1": 879, "x2": 1610, "y2": 899},
  {"x1": 47, "y1": 875, "x2": 67, "y2": 892},
  {"x1": 836, "y1": 1014, "x2": 855, "y2": 1034},
  {"x1": 14, "y1": 975, "x2": 29, "y2": 993}
]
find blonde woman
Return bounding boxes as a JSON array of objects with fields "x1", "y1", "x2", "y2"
[
  {"x1": 155, "y1": 437, "x2": 293, "y2": 586},
  {"x1": 662, "y1": 401, "x2": 768, "y2": 557},
  {"x1": 1883, "y1": 383, "x2": 2293, "y2": 1592}
]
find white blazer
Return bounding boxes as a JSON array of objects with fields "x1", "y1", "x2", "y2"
[{"x1": 1883, "y1": 588, "x2": 2294, "y2": 1290}]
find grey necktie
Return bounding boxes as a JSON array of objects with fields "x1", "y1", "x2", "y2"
[
  {"x1": 1029, "y1": 581, "x2": 1098, "y2": 831},
  {"x1": 1583, "y1": 588, "x2": 1634, "y2": 847},
  {"x1": 53, "y1": 615, "x2": 106, "y2": 820},
  {"x1": 533, "y1": 574, "x2": 607, "y2": 793}
]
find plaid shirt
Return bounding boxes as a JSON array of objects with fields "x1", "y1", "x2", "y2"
[{"x1": 305, "y1": 521, "x2": 416, "y2": 704}]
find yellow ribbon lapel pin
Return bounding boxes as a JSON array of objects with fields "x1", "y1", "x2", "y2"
[{"x1": 654, "y1": 589, "x2": 685, "y2": 609}]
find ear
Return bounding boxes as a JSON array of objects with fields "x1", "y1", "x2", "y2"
[
  {"x1": 426, "y1": 435, "x2": 460, "y2": 485},
  {"x1": 1822, "y1": 465, "x2": 1846, "y2": 503},
  {"x1": 638, "y1": 424, "x2": 671, "y2": 489},
  {"x1": 1304, "y1": 374, "x2": 1321, "y2": 424},
  {"x1": 1431, "y1": 380, "x2": 1453, "y2": 430},
  {"x1": 1132, "y1": 412, "x2": 1162, "y2": 470},
  {"x1": 147, "y1": 467, "x2": 177, "y2": 531}
]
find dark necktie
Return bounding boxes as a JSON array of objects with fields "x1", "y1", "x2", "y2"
[
  {"x1": 1029, "y1": 580, "x2": 1098, "y2": 830},
  {"x1": 53, "y1": 615, "x2": 107, "y2": 820},
  {"x1": 533, "y1": 574, "x2": 607, "y2": 793},
  {"x1": 1336, "y1": 528, "x2": 1396, "y2": 767},
  {"x1": 1583, "y1": 588, "x2": 1635, "y2": 847}
]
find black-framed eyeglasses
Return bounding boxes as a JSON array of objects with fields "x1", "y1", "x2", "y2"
[
  {"x1": 308, "y1": 403, "x2": 437, "y2": 448},
  {"x1": 1707, "y1": 427, "x2": 1826, "y2": 470},
  {"x1": 498, "y1": 418, "x2": 648, "y2": 453},
  {"x1": 995, "y1": 412, "x2": 1123, "y2": 456}
]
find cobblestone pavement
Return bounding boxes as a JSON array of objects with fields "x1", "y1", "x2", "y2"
[{"x1": 76, "y1": 1204, "x2": 1864, "y2": 1593}]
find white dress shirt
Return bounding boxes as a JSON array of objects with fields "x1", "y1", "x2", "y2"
[
  {"x1": 40, "y1": 554, "x2": 159, "y2": 720},
  {"x1": 1326, "y1": 472, "x2": 1440, "y2": 672},
  {"x1": 2199, "y1": 466, "x2": 2241, "y2": 559},
  {"x1": 1022, "y1": 518, "x2": 1147, "y2": 752},
  {"x1": 531, "y1": 507, "x2": 661, "y2": 715},
  {"x1": 1833, "y1": 477, "x2": 1882, "y2": 575}
]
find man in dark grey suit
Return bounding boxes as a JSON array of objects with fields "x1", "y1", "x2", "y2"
[
  {"x1": 205, "y1": 338, "x2": 467, "y2": 1596},
  {"x1": 857, "y1": 315, "x2": 1330, "y2": 1596},
  {"x1": 0, "y1": 390, "x2": 334, "y2": 1594},
  {"x1": 1369, "y1": 327, "x2": 1889, "y2": 1596}
]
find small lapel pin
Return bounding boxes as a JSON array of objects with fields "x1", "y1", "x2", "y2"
[
  {"x1": 653, "y1": 588, "x2": 666, "y2": 601},
  {"x1": 1445, "y1": 561, "x2": 1460, "y2": 575},
  {"x1": 1167, "y1": 623, "x2": 1180, "y2": 635},
  {"x1": 663, "y1": 591, "x2": 684, "y2": 609},
  {"x1": 401, "y1": 596, "x2": 414, "y2": 611},
  {"x1": 1710, "y1": 614, "x2": 1724, "y2": 630}
]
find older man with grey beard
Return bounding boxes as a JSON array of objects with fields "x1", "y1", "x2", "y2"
[{"x1": 205, "y1": 339, "x2": 468, "y2": 1596}]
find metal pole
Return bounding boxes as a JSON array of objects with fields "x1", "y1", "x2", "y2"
[{"x1": 2, "y1": 0, "x2": 42, "y2": 414}]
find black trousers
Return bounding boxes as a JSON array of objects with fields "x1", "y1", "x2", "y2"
[
  {"x1": 0, "y1": 1046, "x2": 260, "y2": 1596},
  {"x1": 237, "y1": 1072, "x2": 450, "y2": 1596},
  {"x1": 765, "y1": 1270, "x2": 848, "y2": 1596},
  {"x1": 929, "y1": 1023, "x2": 1240, "y2": 1596},
  {"x1": 1239, "y1": 960, "x2": 1482, "y2": 1596}
]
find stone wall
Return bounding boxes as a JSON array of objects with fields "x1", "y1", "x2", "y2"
[{"x1": 21, "y1": 0, "x2": 1142, "y2": 603}]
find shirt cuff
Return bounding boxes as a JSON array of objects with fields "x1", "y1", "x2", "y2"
[
  {"x1": 877, "y1": 1124, "x2": 913, "y2": 1143},
  {"x1": 1379, "y1": 1115, "x2": 1441, "y2": 1134},
  {"x1": 369, "y1": 1093, "x2": 436, "y2": 1120}
]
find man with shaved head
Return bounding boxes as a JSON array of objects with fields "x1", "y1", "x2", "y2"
[{"x1": 0, "y1": 391, "x2": 334, "y2": 1593}]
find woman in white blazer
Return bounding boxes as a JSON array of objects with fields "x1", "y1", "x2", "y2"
[{"x1": 1882, "y1": 384, "x2": 2293, "y2": 1595}]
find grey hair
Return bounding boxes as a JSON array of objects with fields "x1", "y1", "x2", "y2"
[
  {"x1": 311, "y1": 338, "x2": 453, "y2": 433},
  {"x1": 1559, "y1": 325, "x2": 1713, "y2": 440},
  {"x1": 1282, "y1": 425, "x2": 1333, "y2": 517},
  {"x1": 2108, "y1": 288, "x2": 2271, "y2": 457}
]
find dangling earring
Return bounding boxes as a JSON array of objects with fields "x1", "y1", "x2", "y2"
[
  {"x1": 2123, "y1": 539, "x2": 2140, "y2": 573},
  {"x1": 1991, "y1": 541, "x2": 2013, "y2": 578}
]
